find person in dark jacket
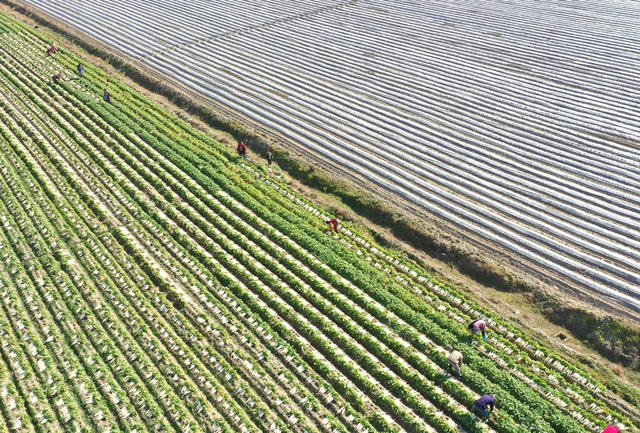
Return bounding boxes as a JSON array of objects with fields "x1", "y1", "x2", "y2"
[
  {"x1": 468, "y1": 318, "x2": 487, "y2": 341},
  {"x1": 266, "y1": 149, "x2": 273, "y2": 164},
  {"x1": 237, "y1": 141, "x2": 247, "y2": 160},
  {"x1": 103, "y1": 89, "x2": 110, "y2": 103},
  {"x1": 52, "y1": 72, "x2": 62, "y2": 83},
  {"x1": 77, "y1": 63, "x2": 84, "y2": 77},
  {"x1": 471, "y1": 394, "x2": 495, "y2": 419}
]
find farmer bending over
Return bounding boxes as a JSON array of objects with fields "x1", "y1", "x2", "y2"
[
  {"x1": 468, "y1": 318, "x2": 487, "y2": 341},
  {"x1": 471, "y1": 394, "x2": 495, "y2": 419},
  {"x1": 448, "y1": 349, "x2": 463, "y2": 376},
  {"x1": 46, "y1": 41, "x2": 58, "y2": 55}
]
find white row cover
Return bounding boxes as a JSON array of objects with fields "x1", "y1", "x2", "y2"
[{"x1": 24, "y1": 0, "x2": 640, "y2": 309}]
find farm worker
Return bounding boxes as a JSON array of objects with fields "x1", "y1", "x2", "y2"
[
  {"x1": 237, "y1": 141, "x2": 247, "y2": 160},
  {"x1": 49, "y1": 41, "x2": 58, "y2": 53},
  {"x1": 601, "y1": 426, "x2": 619, "y2": 433},
  {"x1": 52, "y1": 72, "x2": 61, "y2": 83},
  {"x1": 468, "y1": 318, "x2": 487, "y2": 341},
  {"x1": 326, "y1": 218, "x2": 339, "y2": 232},
  {"x1": 471, "y1": 394, "x2": 495, "y2": 419},
  {"x1": 103, "y1": 89, "x2": 110, "y2": 103},
  {"x1": 77, "y1": 63, "x2": 84, "y2": 77},
  {"x1": 448, "y1": 350, "x2": 463, "y2": 375},
  {"x1": 266, "y1": 149, "x2": 273, "y2": 164}
]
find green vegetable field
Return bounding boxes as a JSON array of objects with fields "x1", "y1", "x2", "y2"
[{"x1": 0, "y1": 12, "x2": 635, "y2": 433}]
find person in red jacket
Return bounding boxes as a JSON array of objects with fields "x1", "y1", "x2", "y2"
[
  {"x1": 326, "y1": 218, "x2": 339, "y2": 232},
  {"x1": 237, "y1": 141, "x2": 247, "y2": 160},
  {"x1": 468, "y1": 318, "x2": 487, "y2": 341},
  {"x1": 601, "y1": 425, "x2": 619, "y2": 433}
]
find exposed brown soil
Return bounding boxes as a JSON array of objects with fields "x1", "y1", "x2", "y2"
[{"x1": 589, "y1": 131, "x2": 640, "y2": 150}]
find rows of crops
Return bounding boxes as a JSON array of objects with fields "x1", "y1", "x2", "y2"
[
  {"x1": 0, "y1": 13, "x2": 637, "y2": 433},
  {"x1": 20, "y1": 0, "x2": 640, "y2": 311}
]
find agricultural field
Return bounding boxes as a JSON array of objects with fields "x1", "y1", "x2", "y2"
[
  {"x1": 0, "y1": 11, "x2": 638, "y2": 433},
  {"x1": 15, "y1": 0, "x2": 640, "y2": 312}
]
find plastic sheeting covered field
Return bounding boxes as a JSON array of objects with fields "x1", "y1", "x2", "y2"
[{"x1": 23, "y1": 0, "x2": 640, "y2": 310}]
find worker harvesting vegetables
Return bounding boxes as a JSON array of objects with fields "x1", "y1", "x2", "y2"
[
  {"x1": 471, "y1": 394, "x2": 495, "y2": 419},
  {"x1": 46, "y1": 41, "x2": 58, "y2": 55},
  {"x1": 601, "y1": 425, "x2": 619, "y2": 433},
  {"x1": 448, "y1": 350, "x2": 463, "y2": 375},
  {"x1": 77, "y1": 63, "x2": 84, "y2": 77},
  {"x1": 237, "y1": 141, "x2": 247, "y2": 160},
  {"x1": 326, "y1": 218, "x2": 339, "y2": 233},
  {"x1": 468, "y1": 318, "x2": 487, "y2": 341},
  {"x1": 103, "y1": 89, "x2": 110, "y2": 103}
]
